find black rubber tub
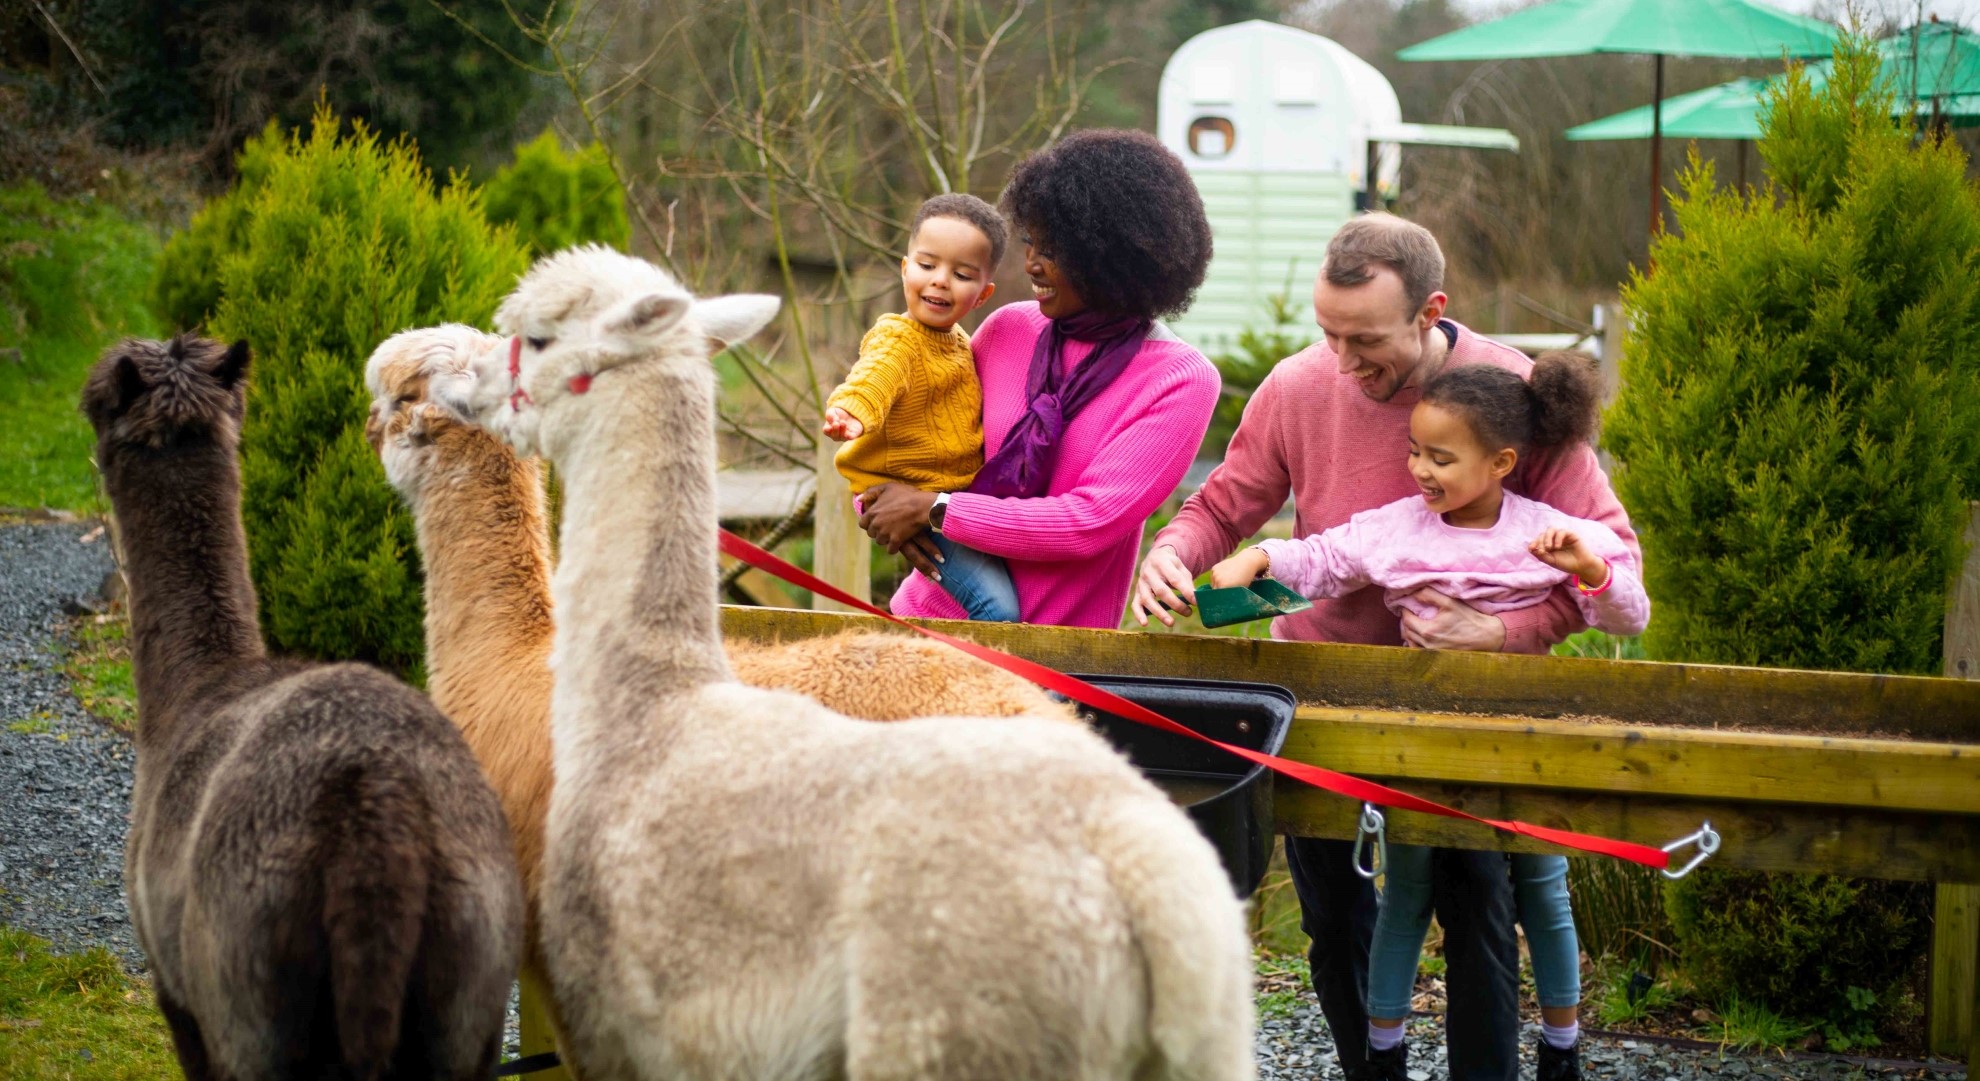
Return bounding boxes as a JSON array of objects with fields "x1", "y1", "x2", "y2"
[{"x1": 1061, "y1": 674, "x2": 1296, "y2": 898}]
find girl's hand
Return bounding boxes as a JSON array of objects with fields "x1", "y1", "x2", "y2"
[
  {"x1": 1209, "y1": 548, "x2": 1271, "y2": 590},
  {"x1": 822, "y1": 407, "x2": 864, "y2": 441},
  {"x1": 1529, "y1": 528, "x2": 1607, "y2": 585}
]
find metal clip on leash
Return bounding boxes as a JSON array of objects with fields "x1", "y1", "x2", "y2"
[
  {"x1": 1659, "y1": 821, "x2": 1721, "y2": 880},
  {"x1": 1352, "y1": 802, "x2": 1388, "y2": 885}
]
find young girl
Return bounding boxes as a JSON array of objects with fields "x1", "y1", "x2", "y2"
[
  {"x1": 1210, "y1": 352, "x2": 1647, "y2": 1081},
  {"x1": 822, "y1": 193, "x2": 1016, "y2": 621}
]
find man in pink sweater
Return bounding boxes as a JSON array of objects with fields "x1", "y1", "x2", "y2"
[{"x1": 1135, "y1": 214, "x2": 1640, "y2": 1081}]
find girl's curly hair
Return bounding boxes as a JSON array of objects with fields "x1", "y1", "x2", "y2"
[
  {"x1": 999, "y1": 129, "x2": 1213, "y2": 320},
  {"x1": 1422, "y1": 351, "x2": 1604, "y2": 453}
]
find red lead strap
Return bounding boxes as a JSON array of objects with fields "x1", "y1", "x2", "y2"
[{"x1": 718, "y1": 529, "x2": 1673, "y2": 870}]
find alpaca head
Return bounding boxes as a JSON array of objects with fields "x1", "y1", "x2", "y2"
[
  {"x1": 82, "y1": 335, "x2": 251, "y2": 462},
  {"x1": 364, "y1": 324, "x2": 508, "y2": 499},
  {"x1": 432, "y1": 244, "x2": 780, "y2": 458}
]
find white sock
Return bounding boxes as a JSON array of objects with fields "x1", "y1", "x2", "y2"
[
  {"x1": 1368, "y1": 1022, "x2": 1405, "y2": 1051},
  {"x1": 1541, "y1": 1020, "x2": 1579, "y2": 1050}
]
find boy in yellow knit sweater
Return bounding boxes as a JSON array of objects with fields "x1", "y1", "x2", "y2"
[{"x1": 821, "y1": 193, "x2": 1018, "y2": 621}]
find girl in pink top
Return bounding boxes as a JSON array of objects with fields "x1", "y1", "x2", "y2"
[
  {"x1": 1211, "y1": 352, "x2": 1646, "y2": 1081},
  {"x1": 857, "y1": 130, "x2": 1220, "y2": 629},
  {"x1": 1209, "y1": 351, "x2": 1648, "y2": 639}
]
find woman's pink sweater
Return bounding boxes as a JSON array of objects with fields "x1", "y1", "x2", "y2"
[{"x1": 889, "y1": 302, "x2": 1221, "y2": 629}]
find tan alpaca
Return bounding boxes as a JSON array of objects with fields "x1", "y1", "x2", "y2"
[
  {"x1": 364, "y1": 326, "x2": 1078, "y2": 1072},
  {"x1": 433, "y1": 246, "x2": 1254, "y2": 1081}
]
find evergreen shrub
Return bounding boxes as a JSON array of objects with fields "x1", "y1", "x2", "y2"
[
  {"x1": 481, "y1": 130, "x2": 631, "y2": 257},
  {"x1": 1663, "y1": 871, "x2": 1925, "y2": 1047},
  {"x1": 1608, "y1": 38, "x2": 1964, "y2": 1040},
  {"x1": 1606, "y1": 40, "x2": 1980, "y2": 674},
  {"x1": 158, "y1": 107, "x2": 527, "y2": 675}
]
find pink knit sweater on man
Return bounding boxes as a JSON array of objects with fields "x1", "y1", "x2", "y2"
[
  {"x1": 1153, "y1": 321, "x2": 1641, "y2": 654},
  {"x1": 890, "y1": 302, "x2": 1221, "y2": 629},
  {"x1": 1255, "y1": 490, "x2": 1650, "y2": 640}
]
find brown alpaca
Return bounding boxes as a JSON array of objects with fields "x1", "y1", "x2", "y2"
[
  {"x1": 363, "y1": 325, "x2": 1074, "y2": 1071},
  {"x1": 85, "y1": 335, "x2": 523, "y2": 1081}
]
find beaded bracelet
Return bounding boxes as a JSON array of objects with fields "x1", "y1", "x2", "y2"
[{"x1": 1574, "y1": 558, "x2": 1614, "y2": 596}]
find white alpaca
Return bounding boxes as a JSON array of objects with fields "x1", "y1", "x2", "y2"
[{"x1": 435, "y1": 245, "x2": 1254, "y2": 1081}]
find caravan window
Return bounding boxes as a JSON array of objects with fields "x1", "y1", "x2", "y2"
[{"x1": 1188, "y1": 116, "x2": 1236, "y2": 159}]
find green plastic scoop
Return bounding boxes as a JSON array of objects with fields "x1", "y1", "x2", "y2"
[{"x1": 1194, "y1": 579, "x2": 1314, "y2": 629}]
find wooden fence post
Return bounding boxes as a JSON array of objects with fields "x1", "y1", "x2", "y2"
[
  {"x1": 1931, "y1": 502, "x2": 1980, "y2": 1060},
  {"x1": 811, "y1": 435, "x2": 871, "y2": 612},
  {"x1": 517, "y1": 968, "x2": 571, "y2": 1080}
]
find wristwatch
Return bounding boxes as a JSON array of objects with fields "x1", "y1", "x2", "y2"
[{"x1": 929, "y1": 492, "x2": 952, "y2": 532}]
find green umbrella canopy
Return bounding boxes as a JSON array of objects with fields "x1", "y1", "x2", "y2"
[
  {"x1": 1565, "y1": 76, "x2": 1773, "y2": 139},
  {"x1": 1563, "y1": 23, "x2": 1980, "y2": 141},
  {"x1": 1396, "y1": 0, "x2": 1838, "y2": 60},
  {"x1": 1399, "y1": 0, "x2": 1839, "y2": 235}
]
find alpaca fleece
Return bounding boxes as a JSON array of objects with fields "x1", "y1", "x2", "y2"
[
  {"x1": 85, "y1": 335, "x2": 522, "y2": 1081},
  {"x1": 433, "y1": 246, "x2": 1253, "y2": 1081}
]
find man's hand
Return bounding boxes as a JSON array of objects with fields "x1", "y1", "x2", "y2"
[
  {"x1": 1528, "y1": 527, "x2": 1608, "y2": 586},
  {"x1": 1131, "y1": 545, "x2": 1199, "y2": 628},
  {"x1": 857, "y1": 482, "x2": 940, "y2": 552},
  {"x1": 1209, "y1": 547, "x2": 1271, "y2": 590},
  {"x1": 1399, "y1": 587, "x2": 1507, "y2": 651},
  {"x1": 821, "y1": 406, "x2": 864, "y2": 442}
]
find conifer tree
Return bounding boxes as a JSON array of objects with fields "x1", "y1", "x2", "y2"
[
  {"x1": 481, "y1": 131, "x2": 631, "y2": 257},
  {"x1": 157, "y1": 107, "x2": 527, "y2": 674},
  {"x1": 1606, "y1": 38, "x2": 1980, "y2": 674}
]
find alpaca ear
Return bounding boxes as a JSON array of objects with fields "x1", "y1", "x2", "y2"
[
  {"x1": 214, "y1": 339, "x2": 251, "y2": 390},
  {"x1": 109, "y1": 354, "x2": 147, "y2": 414},
  {"x1": 694, "y1": 294, "x2": 782, "y2": 348},
  {"x1": 601, "y1": 292, "x2": 691, "y2": 343}
]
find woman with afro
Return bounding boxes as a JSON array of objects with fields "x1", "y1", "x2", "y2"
[{"x1": 858, "y1": 128, "x2": 1221, "y2": 628}]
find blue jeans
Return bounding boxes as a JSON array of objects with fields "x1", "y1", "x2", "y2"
[
  {"x1": 930, "y1": 532, "x2": 1019, "y2": 622},
  {"x1": 1368, "y1": 846, "x2": 1581, "y2": 1018}
]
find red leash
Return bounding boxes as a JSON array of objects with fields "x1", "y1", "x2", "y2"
[{"x1": 718, "y1": 529, "x2": 1677, "y2": 870}]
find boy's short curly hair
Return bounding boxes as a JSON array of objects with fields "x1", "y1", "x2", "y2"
[
  {"x1": 910, "y1": 193, "x2": 1008, "y2": 270},
  {"x1": 999, "y1": 129, "x2": 1213, "y2": 320}
]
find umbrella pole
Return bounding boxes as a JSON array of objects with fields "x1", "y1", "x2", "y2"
[{"x1": 1650, "y1": 54, "x2": 1665, "y2": 236}]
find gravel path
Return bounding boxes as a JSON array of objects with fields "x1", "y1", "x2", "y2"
[
  {"x1": 0, "y1": 519, "x2": 135, "y2": 966},
  {"x1": 0, "y1": 520, "x2": 1967, "y2": 1078},
  {"x1": 1255, "y1": 1003, "x2": 1967, "y2": 1080}
]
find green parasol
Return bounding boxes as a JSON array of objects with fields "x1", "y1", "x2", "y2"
[
  {"x1": 1565, "y1": 23, "x2": 1980, "y2": 142},
  {"x1": 1398, "y1": 0, "x2": 1837, "y2": 232}
]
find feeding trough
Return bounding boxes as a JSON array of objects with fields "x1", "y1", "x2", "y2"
[{"x1": 1063, "y1": 674, "x2": 1296, "y2": 897}]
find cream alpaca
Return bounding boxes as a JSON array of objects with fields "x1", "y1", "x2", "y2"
[{"x1": 434, "y1": 245, "x2": 1254, "y2": 1081}]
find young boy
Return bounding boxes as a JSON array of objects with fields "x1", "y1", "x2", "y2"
[{"x1": 821, "y1": 193, "x2": 1017, "y2": 621}]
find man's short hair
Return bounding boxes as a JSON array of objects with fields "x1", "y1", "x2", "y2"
[
  {"x1": 1321, "y1": 213, "x2": 1446, "y2": 314},
  {"x1": 910, "y1": 193, "x2": 1008, "y2": 270}
]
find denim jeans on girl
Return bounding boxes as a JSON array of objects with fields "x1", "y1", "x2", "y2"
[
  {"x1": 930, "y1": 532, "x2": 1020, "y2": 622},
  {"x1": 1368, "y1": 845, "x2": 1580, "y2": 1019}
]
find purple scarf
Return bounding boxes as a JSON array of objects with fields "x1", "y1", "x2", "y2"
[{"x1": 971, "y1": 309, "x2": 1152, "y2": 499}]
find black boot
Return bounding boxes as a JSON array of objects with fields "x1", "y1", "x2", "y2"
[
  {"x1": 1536, "y1": 1037, "x2": 1582, "y2": 1081},
  {"x1": 1348, "y1": 1042, "x2": 1409, "y2": 1081}
]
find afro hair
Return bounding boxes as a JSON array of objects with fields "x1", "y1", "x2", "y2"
[{"x1": 999, "y1": 129, "x2": 1212, "y2": 321}]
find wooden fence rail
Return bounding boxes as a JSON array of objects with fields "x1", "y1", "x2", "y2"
[{"x1": 721, "y1": 602, "x2": 1980, "y2": 1073}]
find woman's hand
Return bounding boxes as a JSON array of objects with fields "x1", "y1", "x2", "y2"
[
  {"x1": 1529, "y1": 528, "x2": 1608, "y2": 586},
  {"x1": 858, "y1": 482, "x2": 939, "y2": 547},
  {"x1": 821, "y1": 406, "x2": 864, "y2": 442},
  {"x1": 1209, "y1": 548, "x2": 1271, "y2": 590}
]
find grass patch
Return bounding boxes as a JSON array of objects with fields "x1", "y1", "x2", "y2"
[
  {"x1": 60, "y1": 615, "x2": 135, "y2": 734},
  {"x1": 1701, "y1": 994, "x2": 1816, "y2": 1052},
  {"x1": 0, "y1": 182, "x2": 163, "y2": 514},
  {"x1": 0, "y1": 926, "x2": 178, "y2": 1080},
  {"x1": 7, "y1": 714, "x2": 54, "y2": 735},
  {"x1": 1550, "y1": 628, "x2": 1646, "y2": 661},
  {"x1": 1592, "y1": 960, "x2": 1681, "y2": 1026},
  {"x1": 1254, "y1": 951, "x2": 1311, "y2": 1019}
]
